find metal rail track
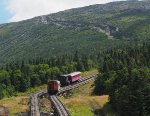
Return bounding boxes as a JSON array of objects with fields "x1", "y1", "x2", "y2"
[
  {"x1": 30, "y1": 72, "x2": 98, "y2": 116},
  {"x1": 30, "y1": 89, "x2": 46, "y2": 116},
  {"x1": 50, "y1": 95, "x2": 70, "y2": 116}
]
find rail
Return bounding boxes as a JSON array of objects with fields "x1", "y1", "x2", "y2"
[
  {"x1": 30, "y1": 89, "x2": 46, "y2": 116},
  {"x1": 50, "y1": 95, "x2": 70, "y2": 116}
]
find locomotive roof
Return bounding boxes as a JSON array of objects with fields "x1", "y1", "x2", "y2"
[
  {"x1": 48, "y1": 80, "x2": 60, "y2": 83},
  {"x1": 61, "y1": 72, "x2": 81, "y2": 77}
]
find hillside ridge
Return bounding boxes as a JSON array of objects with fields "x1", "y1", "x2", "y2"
[{"x1": 0, "y1": 1, "x2": 150, "y2": 65}]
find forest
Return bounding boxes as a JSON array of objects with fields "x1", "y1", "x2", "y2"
[
  {"x1": 0, "y1": 40, "x2": 149, "y2": 116},
  {"x1": 0, "y1": 52, "x2": 96, "y2": 99},
  {"x1": 94, "y1": 42, "x2": 150, "y2": 116}
]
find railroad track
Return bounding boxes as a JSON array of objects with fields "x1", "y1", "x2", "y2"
[
  {"x1": 30, "y1": 72, "x2": 98, "y2": 116},
  {"x1": 50, "y1": 95, "x2": 70, "y2": 116},
  {"x1": 30, "y1": 89, "x2": 46, "y2": 116}
]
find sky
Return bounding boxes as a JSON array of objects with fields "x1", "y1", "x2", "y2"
[{"x1": 0, "y1": 0, "x2": 124, "y2": 24}]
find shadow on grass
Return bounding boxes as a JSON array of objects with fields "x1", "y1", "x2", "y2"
[{"x1": 93, "y1": 103, "x2": 117, "y2": 116}]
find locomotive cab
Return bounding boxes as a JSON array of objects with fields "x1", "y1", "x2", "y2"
[{"x1": 58, "y1": 75, "x2": 70, "y2": 86}]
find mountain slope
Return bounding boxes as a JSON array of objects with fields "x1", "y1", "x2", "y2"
[
  {"x1": 0, "y1": 1, "x2": 150, "y2": 65},
  {"x1": 0, "y1": 23, "x2": 115, "y2": 64}
]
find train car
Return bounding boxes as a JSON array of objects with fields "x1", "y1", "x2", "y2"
[
  {"x1": 47, "y1": 80, "x2": 60, "y2": 95},
  {"x1": 68, "y1": 72, "x2": 81, "y2": 83},
  {"x1": 58, "y1": 72, "x2": 81, "y2": 86}
]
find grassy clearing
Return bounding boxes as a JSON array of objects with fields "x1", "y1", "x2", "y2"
[
  {"x1": 61, "y1": 95, "x2": 109, "y2": 116},
  {"x1": 59, "y1": 80, "x2": 116, "y2": 116},
  {"x1": 81, "y1": 69, "x2": 98, "y2": 77},
  {"x1": 0, "y1": 84, "x2": 47, "y2": 115},
  {"x1": 17, "y1": 84, "x2": 47, "y2": 96},
  {"x1": 0, "y1": 96, "x2": 29, "y2": 116}
]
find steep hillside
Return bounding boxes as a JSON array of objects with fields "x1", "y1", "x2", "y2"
[
  {"x1": 50, "y1": 1, "x2": 150, "y2": 39},
  {"x1": 0, "y1": 17, "x2": 117, "y2": 65},
  {"x1": 0, "y1": 1, "x2": 150, "y2": 65}
]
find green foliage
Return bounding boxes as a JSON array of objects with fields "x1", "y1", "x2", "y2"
[
  {"x1": 0, "y1": 70, "x2": 16, "y2": 99},
  {"x1": 0, "y1": 24, "x2": 112, "y2": 65},
  {"x1": 94, "y1": 43, "x2": 150, "y2": 116}
]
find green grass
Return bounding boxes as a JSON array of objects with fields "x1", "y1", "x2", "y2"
[
  {"x1": 81, "y1": 69, "x2": 98, "y2": 77},
  {"x1": 68, "y1": 104, "x2": 93, "y2": 116},
  {"x1": 59, "y1": 79, "x2": 115, "y2": 116},
  {"x1": 17, "y1": 84, "x2": 47, "y2": 96}
]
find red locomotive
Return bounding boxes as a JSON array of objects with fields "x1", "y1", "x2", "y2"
[
  {"x1": 47, "y1": 72, "x2": 81, "y2": 95},
  {"x1": 47, "y1": 80, "x2": 60, "y2": 94}
]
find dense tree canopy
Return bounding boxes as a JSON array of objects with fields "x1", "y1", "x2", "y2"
[
  {"x1": 0, "y1": 52, "x2": 96, "y2": 99},
  {"x1": 94, "y1": 43, "x2": 150, "y2": 116}
]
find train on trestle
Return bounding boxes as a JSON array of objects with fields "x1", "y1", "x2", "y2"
[{"x1": 47, "y1": 72, "x2": 81, "y2": 95}]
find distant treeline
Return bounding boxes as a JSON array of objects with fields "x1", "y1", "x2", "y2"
[
  {"x1": 0, "y1": 52, "x2": 97, "y2": 99},
  {"x1": 94, "y1": 42, "x2": 150, "y2": 116}
]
